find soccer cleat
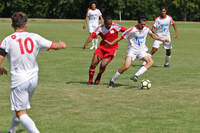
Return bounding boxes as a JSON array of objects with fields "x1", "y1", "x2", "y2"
[
  {"x1": 164, "y1": 64, "x2": 171, "y2": 68},
  {"x1": 130, "y1": 75, "x2": 138, "y2": 82},
  {"x1": 87, "y1": 81, "x2": 93, "y2": 85},
  {"x1": 90, "y1": 46, "x2": 95, "y2": 50},
  {"x1": 108, "y1": 80, "x2": 114, "y2": 88},
  {"x1": 94, "y1": 76, "x2": 101, "y2": 85}
]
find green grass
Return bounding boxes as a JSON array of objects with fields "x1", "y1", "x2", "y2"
[{"x1": 0, "y1": 20, "x2": 200, "y2": 133}]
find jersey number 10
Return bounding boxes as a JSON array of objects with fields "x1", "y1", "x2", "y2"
[{"x1": 17, "y1": 37, "x2": 34, "y2": 55}]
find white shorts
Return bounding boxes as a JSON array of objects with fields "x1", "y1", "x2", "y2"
[
  {"x1": 88, "y1": 25, "x2": 98, "y2": 33},
  {"x1": 10, "y1": 76, "x2": 38, "y2": 111},
  {"x1": 126, "y1": 47, "x2": 148, "y2": 61},
  {"x1": 153, "y1": 36, "x2": 172, "y2": 49}
]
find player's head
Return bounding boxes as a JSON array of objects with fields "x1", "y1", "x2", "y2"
[
  {"x1": 11, "y1": 12, "x2": 28, "y2": 31},
  {"x1": 160, "y1": 6, "x2": 167, "y2": 17},
  {"x1": 137, "y1": 15, "x2": 146, "y2": 29},
  {"x1": 104, "y1": 16, "x2": 112, "y2": 30},
  {"x1": 90, "y1": 1, "x2": 97, "y2": 10}
]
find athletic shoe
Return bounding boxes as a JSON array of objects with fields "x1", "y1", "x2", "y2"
[
  {"x1": 108, "y1": 80, "x2": 114, "y2": 88},
  {"x1": 90, "y1": 46, "x2": 95, "y2": 50},
  {"x1": 94, "y1": 75, "x2": 101, "y2": 85},
  {"x1": 164, "y1": 64, "x2": 171, "y2": 68},
  {"x1": 87, "y1": 81, "x2": 93, "y2": 85},
  {"x1": 130, "y1": 75, "x2": 138, "y2": 82}
]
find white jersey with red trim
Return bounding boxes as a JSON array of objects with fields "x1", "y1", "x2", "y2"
[
  {"x1": 87, "y1": 9, "x2": 102, "y2": 26},
  {"x1": 153, "y1": 15, "x2": 174, "y2": 37},
  {"x1": 122, "y1": 25, "x2": 152, "y2": 51},
  {"x1": 0, "y1": 32, "x2": 52, "y2": 88}
]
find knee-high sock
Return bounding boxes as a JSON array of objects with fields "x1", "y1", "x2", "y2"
[
  {"x1": 19, "y1": 114, "x2": 40, "y2": 133},
  {"x1": 165, "y1": 55, "x2": 171, "y2": 65},
  {"x1": 135, "y1": 66, "x2": 147, "y2": 77},
  {"x1": 111, "y1": 71, "x2": 121, "y2": 82},
  {"x1": 8, "y1": 112, "x2": 20, "y2": 133},
  {"x1": 89, "y1": 68, "x2": 95, "y2": 82},
  {"x1": 97, "y1": 67, "x2": 106, "y2": 79},
  {"x1": 92, "y1": 39, "x2": 95, "y2": 47},
  {"x1": 95, "y1": 39, "x2": 98, "y2": 48}
]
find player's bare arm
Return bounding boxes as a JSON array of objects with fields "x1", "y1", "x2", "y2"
[
  {"x1": 172, "y1": 23, "x2": 178, "y2": 38},
  {"x1": 149, "y1": 33, "x2": 169, "y2": 43},
  {"x1": 100, "y1": 15, "x2": 104, "y2": 24},
  {"x1": 0, "y1": 55, "x2": 8, "y2": 75},
  {"x1": 152, "y1": 26, "x2": 156, "y2": 33},
  {"x1": 49, "y1": 41, "x2": 66, "y2": 50},
  {"x1": 104, "y1": 36, "x2": 123, "y2": 46},
  {"x1": 83, "y1": 35, "x2": 93, "y2": 49},
  {"x1": 83, "y1": 16, "x2": 88, "y2": 30}
]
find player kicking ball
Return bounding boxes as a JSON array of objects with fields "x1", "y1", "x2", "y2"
[
  {"x1": 83, "y1": 16, "x2": 126, "y2": 85},
  {"x1": 0, "y1": 12, "x2": 66, "y2": 133},
  {"x1": 106, "y1": 16, "x2": 169, "y2": 88}
]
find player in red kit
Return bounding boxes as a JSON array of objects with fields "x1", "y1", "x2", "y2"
[{"x1": 83, "y1": 16, "x2": 126, "y2": 84}]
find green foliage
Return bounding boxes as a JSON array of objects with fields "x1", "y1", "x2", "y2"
[{"x1": 0, "y1": 0, "x2": 199, "y2": 21}]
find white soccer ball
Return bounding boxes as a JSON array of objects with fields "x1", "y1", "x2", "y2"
[{"x1": 140, "y1": 79, "x2": 151, "y2": 89}]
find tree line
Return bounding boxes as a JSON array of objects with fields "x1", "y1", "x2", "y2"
[{"x1": 0, "y1": 0, "x2": 199, "y2": 21}]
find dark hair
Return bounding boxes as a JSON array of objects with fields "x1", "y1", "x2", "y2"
[
  {"x1": 104, "y1": 16, "x2": 112, "y2": 22},
  {"x1": 138, "y1": 15, "x2": 146, "y2": 23},
  {"x1": 160, "y1": 6, "x2": 166, "y2": 11},
  {"x1": 11, "y1": 12, "x2": 27, "y2": 29},
  {"x1": 90, "y1": 1, "x2": 97, "y2": 7}
]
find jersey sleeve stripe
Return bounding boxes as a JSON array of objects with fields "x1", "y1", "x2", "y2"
[{"x1": 168, "y1": 15, "x2": 175, "y2": 24}]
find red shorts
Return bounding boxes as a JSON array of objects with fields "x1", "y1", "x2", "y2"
[{"x1": 94, "y1": 46, "x2": 117, "y2": 61}]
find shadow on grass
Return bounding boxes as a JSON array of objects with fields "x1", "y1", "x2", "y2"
[
  {"x1": 65, "y1": 81, "x2": 138, "y2": 89},
  {"x1": 0, "y1": 129, "x2": 25, "y2": 133},
  {"x1": 132, "y1": 64, "x2": 162, "y2": 68}
]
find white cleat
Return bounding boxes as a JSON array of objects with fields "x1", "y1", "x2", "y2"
[{"x1": 90, "y1": 46, "x2": 95, "y2": 50}]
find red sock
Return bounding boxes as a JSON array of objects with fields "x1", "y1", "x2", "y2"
[
  {"x1": 97, "y1": 67, "x2": 106, "y2": 78},
  {"x1": 89, "y1": 68, "x2": 95, "y2": 82}
]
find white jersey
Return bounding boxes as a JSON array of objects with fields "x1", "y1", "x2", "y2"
[
  {"x1": 153, "y1": 15, "x2": 174, "y2": 37},
  {"x1": 87, "y1": 9, "x2": 102, "y2": 26},
  {"x1": 122, "y1": 25, "x2": 152, "y2": 51},
  {"x1": 0, "y1": 31, "x2": 52, "y2": 88}
]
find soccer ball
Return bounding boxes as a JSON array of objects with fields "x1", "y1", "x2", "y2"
[{"x1": 140, "y1": 80, "x2": 151, "y2": 89}]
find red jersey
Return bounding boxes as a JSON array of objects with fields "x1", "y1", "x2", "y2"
[{"x1": 91, "y1": 23, "x2": 126, "y2": 50}]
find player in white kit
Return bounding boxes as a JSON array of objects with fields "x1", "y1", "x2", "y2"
[
  {"x1": 105, "y1": 16, "x2": 169, "y2": 88},
  {"x1": 149, "y1": 6, "x2": 178, "y2": 68},
  {"x1": 0, "y1": 12, "x2": 66, "y2": 133},
  {"x1": 83, "y1": 1, "x2": 104, "y2": 50}
]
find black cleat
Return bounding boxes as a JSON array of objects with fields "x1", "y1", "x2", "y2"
[{"x1": 108, "y1": 80, "x2": 114, "y2": 88}]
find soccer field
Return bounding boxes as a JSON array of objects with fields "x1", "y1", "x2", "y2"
[{"x1": 0, "y1": 20, "x2": 200, "y2": 133}]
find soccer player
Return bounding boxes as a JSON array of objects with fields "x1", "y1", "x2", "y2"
[
  {"x1": 106, "y1": 16, "x2": 169, "y2": 88},
  {"x1": 83, "y1": 1, "x2": 104, "y2": 50},
  {"x1": 149, "y1": 6, "x2": 178, "y2": 68},
  {"x1": 83, "y1": 16, "x2": 126, "y2": 85},
  {"x1": 0, "y1": 12, "x2": 66, "y2": 133}
]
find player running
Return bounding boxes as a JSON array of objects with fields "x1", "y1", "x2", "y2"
[
  {"x1": 83, "y1": 16, "x2": 126, "y2": 85},
  {"x1": 0, "y1": 12, "x2": 66, "y2": 133},
  {"x1": 149, "y1": 6, "x2": 178, "y2": 68},
  {"x1": 83, "y1": 1, "x2": 104, "y2": 50},
  {"x1": 106, "y1": 16, "x2": 169, "y2": 88}
]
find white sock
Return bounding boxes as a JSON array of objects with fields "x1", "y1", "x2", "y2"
[
  {"x1": 135, "y1": 66, "x2": 147, "y2": 77},
  {"x1": 165, "y1": 55, "x2": 171, "y2": 65},
  {"x1": 92, "y1": 40, "x2": 95, "y2": 47},
  {"x1": 8, "y1": 112, "x2": 20, "y2": 133},
  {"x1": 111, "y1": 71, "x2": 121, "y2": 82},
  {"x1": 19, "y1": 114, "x2": 40, "y2": 133},
  {"x1": 95, "y1": 39, "x2": 98, "y2": 48}
]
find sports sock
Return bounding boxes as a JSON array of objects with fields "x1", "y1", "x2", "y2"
[
  {"x1": 19, "y1": 114, "x2": 40, "y2": 133},
  {"x1": 97, "y1": 67, "x2": 106, "y2": 79},
  {"x1": 8, "y1": 112, "x2": 20, "y2": 133},
  {"x1": 165, "y1": 55, "x2": 171, "y2": 65},
  {"x1": 135, "y1": 66, "x2": 147, "y2": 77},
  {"x1": 92, "y1": 39, "x2": 95, "y2": 47},
  {"x1": 89, "y1": 68, "x2": 95, "y2": 82},
  {"x1": 111, "y1": 71, "x2": 121, "y2": 82},
  {"x1": 142, "y1": 61, "x2": 146, "y2": 66},
  {"x1": 95, "y1": 39, "x2": 98, "y2": 48}
]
